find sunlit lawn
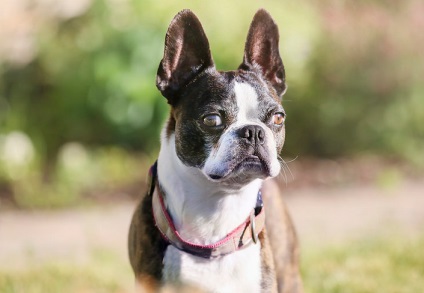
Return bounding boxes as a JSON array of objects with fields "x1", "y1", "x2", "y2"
[
  {"x1": 302, "y1": 235, "x2": 424, "y2": 293},
  {"x1": 0, "y1": 249, "x2": 133, "y2": 293},
  {"x1": 1, "y1": 235, "x2": 423, "y2": 293}
]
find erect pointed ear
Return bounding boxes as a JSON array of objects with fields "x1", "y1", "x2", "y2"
[
  {"x1": 156, "y1": 10, "x2": 215, "y2": 104},
  {"x1": 239, "y1": 9, "x2": 286, "y2": 96}
]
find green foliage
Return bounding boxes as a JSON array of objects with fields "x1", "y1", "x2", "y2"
[
  {"x1": 2, "y1": 0, "x2": 422, "y2": 163},
  {"x1": 0, "y1": 138, "x2": 152, "y2": 208},
  {"x1": 1, "y1": 0, "x2": 169, "y2": 163},
  {"x1": 0, "y1": 0, "x2": 320, "y2": 163},
  {"x1": 1, "y1": 0, "x2": 423, "y2": 207},
  {"x1": 283, "y1": 1, "x2": 424, "y2": 164}
]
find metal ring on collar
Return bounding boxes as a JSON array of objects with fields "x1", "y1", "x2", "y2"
[{"x1": 250, "y1": 210, "x2": 259, "y2": 244}]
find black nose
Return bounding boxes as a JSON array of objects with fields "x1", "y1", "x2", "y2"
[{"x1": 237, "y1": 125, "x2": 265, "y2": 145}]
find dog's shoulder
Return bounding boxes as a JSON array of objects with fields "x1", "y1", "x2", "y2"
[
  {"x1": 128, "y1": 188, "x2": 168, "y2": 282},
  {"x1": 262, "y1": 179, "x2": 304, "y2": 293}
]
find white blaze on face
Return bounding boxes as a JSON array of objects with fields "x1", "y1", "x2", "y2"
[
  {"x1": 202, "y1": 81, "x2": 281, "y2": 179},
  {"x1": 234, "y1": 82, "x2": 259, "y2": 123}
]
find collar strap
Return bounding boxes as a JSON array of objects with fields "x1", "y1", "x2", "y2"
[{"x1": 148, "y1": 161, "x2": 265, "y2": 259}]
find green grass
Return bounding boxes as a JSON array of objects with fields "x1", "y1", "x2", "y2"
[
  {"x1": 0, "y1": 249, "x2": 133, "y2": 293},
  {"x1": 302, "y1": 235, "x2": 424, "y2": 293},
  {"x1": 1, "y1": 235, "x2": 423, "y2": 293}
]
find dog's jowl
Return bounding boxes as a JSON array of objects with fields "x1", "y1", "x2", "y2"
[{"x1": 128, "y1": 9, "x2": 303, "y2": 293}]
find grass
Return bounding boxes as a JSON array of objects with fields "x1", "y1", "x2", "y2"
[
  {"x1": 1, "y1": 235, "x2": 423, "y2": 293},
  {"x1": 0, "y1": 249, "x2": 133, "y2": 293},
  {"x1": 301, "y1": 235, "x2": 424, "y2": 293}
]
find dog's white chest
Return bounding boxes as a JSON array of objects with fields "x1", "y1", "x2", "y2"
[{"x1": 163, "y1": 243, "x2": 262, "y2": 293}]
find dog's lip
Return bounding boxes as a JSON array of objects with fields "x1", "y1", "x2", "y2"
[
  {"x1": 241, "y1": 155, "x2": 261, "y2": 163},
  {"x1": 208, "y1": 174, "x2": 224, "y2": 180},
  {"x1": 234, "y1": 155, "x2": 267, "y2": 172},
  {"x1": 206, "y1": 155, "x2": 268, "y2": 181}
]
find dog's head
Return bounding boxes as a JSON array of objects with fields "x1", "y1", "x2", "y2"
[{"x1": 157, "y1": 9, "x2": 286, "y2": 187}]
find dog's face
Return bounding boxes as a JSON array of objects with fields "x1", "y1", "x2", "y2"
[{"x1": 157, "y1": 9, "x2": 286, "y2": 187}]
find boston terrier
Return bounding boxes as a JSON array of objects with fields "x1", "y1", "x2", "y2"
[{"x1": 128, "y1": 9, "x2": 303, "y2": 293}]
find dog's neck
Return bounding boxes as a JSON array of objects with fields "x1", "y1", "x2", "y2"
[{"x1": 157, "y1": 131, "x2": 262, "y2": 245}]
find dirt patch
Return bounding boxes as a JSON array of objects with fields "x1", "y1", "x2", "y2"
[{"x1": 285, "y1": 179, "x2": 424, "y2": 246}]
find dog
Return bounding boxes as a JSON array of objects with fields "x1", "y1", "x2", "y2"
[{"x1": 128, "y1": 9, "x2": 303, "y2": 293}]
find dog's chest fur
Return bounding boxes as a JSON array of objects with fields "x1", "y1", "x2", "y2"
[
  {"x1": 156, "y1": 133, "x2": 265, "y2": 292},
  {"x1": 163, "y1": 244, "x2": 262, "y2": 293}
]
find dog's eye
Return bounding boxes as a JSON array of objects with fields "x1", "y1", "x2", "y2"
[
  {"x1": 272, "y1": 112, "x2": 285, "y2": 125},
  {"x1": 203, "y1": 114, "x2": 223, "y2": 127}
]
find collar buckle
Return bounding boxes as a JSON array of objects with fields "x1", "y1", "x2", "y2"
[{"x1": 250, "y1": 210, "x2": 259, "y2": 244}]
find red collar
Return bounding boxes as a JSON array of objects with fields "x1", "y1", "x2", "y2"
[{"x1": 148, "y1": 161, "x2": 265, "y2": 259}]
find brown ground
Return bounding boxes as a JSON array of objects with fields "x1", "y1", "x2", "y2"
[{"x1": 1, "y1": 159, "x2": 423, "y2": 268}]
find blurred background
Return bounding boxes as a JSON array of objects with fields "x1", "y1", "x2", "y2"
[{"x1": 0, "y1": 0, "x2": 423, "y2": 292}]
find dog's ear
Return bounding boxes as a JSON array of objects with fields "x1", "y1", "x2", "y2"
[
  {"x1": 239, "y1": 9, "x2": 286, "y2": 96},
  {"x1": 156, "y1": 10, "x2": 214, "y2": 104}
]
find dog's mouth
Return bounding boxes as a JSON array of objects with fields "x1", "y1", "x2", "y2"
[
  {"x1": 207, "y1": 154, "x2": 270, "y2": 182},
  {"x1": 235, "y1": 155, "x2": 267, "y2": 173}
]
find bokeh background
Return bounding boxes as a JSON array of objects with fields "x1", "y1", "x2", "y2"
[{"x1": 1, "y1": 0, "x2": 423, "y2": 292}]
